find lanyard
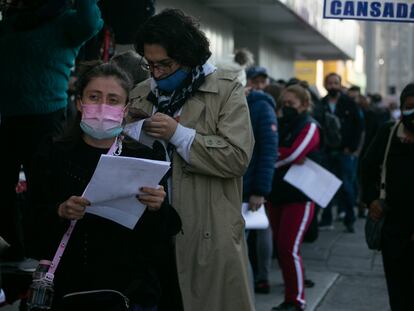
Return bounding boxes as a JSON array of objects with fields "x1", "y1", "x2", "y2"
[{"x1": 45, "y1": 138, "x2": 121, "y2": 282}]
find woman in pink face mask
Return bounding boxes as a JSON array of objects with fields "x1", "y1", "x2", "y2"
[{"x1": 31, "y1": 62, "x2": 182, "y2": 311}]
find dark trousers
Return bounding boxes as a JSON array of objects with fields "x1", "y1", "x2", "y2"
[
  {"x1": 381, "y1": 219, "x2": 414, "y2": 311},
  {"x1": 321, "y1": 153, "x2": 356, "y2": 226},
  {"x1": 0, "y1": 110, "x2": 66, "y2": 260}
]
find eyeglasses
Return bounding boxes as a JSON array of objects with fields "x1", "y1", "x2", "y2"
[{"x1": 139, "y1": 57, "x2": 177, "y2": 72}]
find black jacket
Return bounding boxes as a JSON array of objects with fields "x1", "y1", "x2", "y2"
[
  {"x1": 270, "y1": 113, "x2": 321, "y2": 205},
  {"x1": 361, "y1": 122, "x2": 414, "y2": 225},
  {"x1": 318, "y1": 94, "x2": 363, "y2": 152},
  {"x1": 31, "y1": 136, "x2": 181, "y2": 308}
]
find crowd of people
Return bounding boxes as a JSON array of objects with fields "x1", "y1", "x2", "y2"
[{"x1": 0, "y1": 1, "x2": 413, "y2": 311}]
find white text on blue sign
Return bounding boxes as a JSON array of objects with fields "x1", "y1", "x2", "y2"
[{"x1": 323, "y1": 0, "x2": 414, "y2": 22}]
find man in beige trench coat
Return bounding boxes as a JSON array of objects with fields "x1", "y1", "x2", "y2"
[{"x1": 129, "y1": 8, "x2": 255, "y2": 311}]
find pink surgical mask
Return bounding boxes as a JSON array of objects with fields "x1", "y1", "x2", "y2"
[{"x1": 80, "y1": 103, "x2": 125, "y2": 139}]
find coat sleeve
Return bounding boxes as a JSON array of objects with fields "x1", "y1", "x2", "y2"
[
  {"x1": 185, "y1": 82, "x2": 255, "y2": 178},
  {"x1": 63, "y1": 0, "x2": 103, "y2": 45},
  {"x1": 249, "y1": 101, "x2": 278, "y2": 196},
  {"x1": 360, "y1": 123, "x2": 390, "y2": 207}
]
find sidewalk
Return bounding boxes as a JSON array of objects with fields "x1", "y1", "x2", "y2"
[
  {"x1": 1, "y1": 217, "x2": 389, "y2": 311},
  {"x1": 255, "y1": 217, "x2": 389, "y2": 311}
]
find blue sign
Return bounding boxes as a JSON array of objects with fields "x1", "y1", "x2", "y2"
[{"x1": 323, "y1": 0, "x2": 414, "y2": 22}]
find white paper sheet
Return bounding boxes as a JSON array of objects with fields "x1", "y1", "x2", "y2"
[
  {"x1": 83, "y1": 155, "x2": 170, "y2": 229},
  {"x1": 242, "y1": 203, "x2": 269, "y2": 230},
  {"x1": 123, "y1": 120, "x2": 157, "y2": 149},
  {"x1": 283, "y1": 158, "x2": 342, "y2": 208}
]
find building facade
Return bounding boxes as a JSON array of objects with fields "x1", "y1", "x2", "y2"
[{"x1": 157, "y1": 0, "x2": 360, "y2": 81}]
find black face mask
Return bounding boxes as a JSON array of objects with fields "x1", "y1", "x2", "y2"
[
  {"x1": 282, "y1": 106, "x2": 299, "y2": 122},
  {"x1": 327, "y1": 89, "x2": 340, "y2": 98},
  {"x1": 402, "y1": 109, "x2": 414, "y2": 133}
]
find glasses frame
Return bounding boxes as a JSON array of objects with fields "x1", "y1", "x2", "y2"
[{"x1": 139, "y1": 57, "x2": 177, "y2": 73}]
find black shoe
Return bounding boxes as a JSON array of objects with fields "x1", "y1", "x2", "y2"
[
  {"x1": 271, "y1": 302, "x2": 303, "y2": 311},
  {"x1": 255, "y1": 280, "x2": 270, "y2": 294},
  {"x1": 304, "y1": 278, "x2": 315, "y2": 288},
  {"x1": 344, "y1": 223, "x2": 355, "y2": 233}
]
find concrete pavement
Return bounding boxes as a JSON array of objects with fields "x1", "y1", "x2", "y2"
[
  {"x1": 1, "y1": 217, "x2": 390, "y2": 311},
  {"x1": 255, "y1": 216, "x2": 390, "y2": 311}
]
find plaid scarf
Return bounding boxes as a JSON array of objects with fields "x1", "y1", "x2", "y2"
[{"x1": 147, "y1": 65, "x2": 205, "y2": 117}]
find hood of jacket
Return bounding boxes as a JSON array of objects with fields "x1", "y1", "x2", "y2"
[{"x1": 247, "y1": 90, "x2": 276, "y2": 109}]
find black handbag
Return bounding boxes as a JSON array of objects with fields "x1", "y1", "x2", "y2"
[
  {"x1": 61, "y1": 289, "x2": 130, "y2": 311},
  {"x1": 364, "y1": 122, "x2": 399, "y2": 251},
  {"x1": 364, "y1": 202, "x2": 386, "y2": 251}
]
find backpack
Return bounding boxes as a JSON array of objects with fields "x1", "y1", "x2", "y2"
[{"x1": 322, "y1": 111, "x2": 342, "y2": 149}]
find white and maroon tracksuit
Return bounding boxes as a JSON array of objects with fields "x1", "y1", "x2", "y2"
[{"x1": 268, "y1": 120, "x2": 320, "y2": 309}]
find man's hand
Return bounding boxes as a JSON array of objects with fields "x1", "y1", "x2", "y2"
[
  {"x1": 143, "y1": 112, "x2": 178, "y2": 141},
  {"x1": 368, "y1": 200, "x2": 384, "y2": 221},
  {"x1": 137, "y1": 186, "x2": 166, "y2": 212},
  {"x1": 248, "y1": 195, "x2": 265, "y2": 212},
  {"x1": 58, "y1": 196, "x2": 90, "y2": 220}
]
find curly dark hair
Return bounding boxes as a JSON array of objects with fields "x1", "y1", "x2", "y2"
[{"x1": 134, "y1": 9, "x2": 212, "y2": 68}]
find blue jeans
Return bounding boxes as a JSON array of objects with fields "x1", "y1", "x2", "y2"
[{"x1": 321, "y1": 153, "x2": 356, "y2": 226}]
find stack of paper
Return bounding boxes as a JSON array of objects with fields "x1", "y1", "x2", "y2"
[{"x1": 83, "y1": 155, "x2": 170, "y2": 229}]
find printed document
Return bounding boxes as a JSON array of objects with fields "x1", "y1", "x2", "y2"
[
  {"x1": 283, "y1": 158, "x2": 342, "y2": 208},
  {"x1": 123, "y1": 120, "x2": 157, "y2": 149},
  {"x1": 83, "y1": 155, "x2": 170, "y2": 229},
  {"x1": 242, "y1": 203, "x2": 269, "y2": 229}
]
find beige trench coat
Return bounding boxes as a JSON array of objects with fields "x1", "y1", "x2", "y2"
[{"x1": 130, "y1": 69, "x2": 255, "y2": 311}]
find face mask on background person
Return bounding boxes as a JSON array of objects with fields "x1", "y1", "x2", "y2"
[
  {"x1": 282, "y1": 106, "x2": 299, "y2": 122},
  {"x1": 402, "y1": 108, "x2": 414, "y2": 133},
  {"x1": 80, "y1": 103, "x2": 125, "y2": 140},
  {"x1": 155, "y1": 68, "x2": 189, "y2": 93},
  {"x1": 327, "y1": 89, "x2": 340, "y2": 98}
]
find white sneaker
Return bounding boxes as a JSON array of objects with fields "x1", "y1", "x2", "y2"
[{"x1": 18, "y1": 258, "x2": 39, "y2": 273}]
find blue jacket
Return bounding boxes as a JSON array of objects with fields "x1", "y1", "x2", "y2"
[
  {"x1": 0, "y1": 0, "x2": 103, "y2": 117},
  {"x1": 243, "y1": 90, "x2": 278, "y2": 201}
]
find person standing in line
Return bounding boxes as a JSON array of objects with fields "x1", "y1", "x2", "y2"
[
  {"x1": 361, "y1": 83, "x2": 414, "y2": 311},
  {"x1": 317, "y1": 73, "x2": 363, "y2": 233},
  {"x1": 244, "y1": 66, "x2": 278, "y2": 295},
  {"x1": 31, "y1": 62, "x2": 182, "y2": 311},
  {"x1": 268, "y1": 85, "x2": 320, "y2": 311},
  {"x1": 0, "y1": 0, "x2": 103, "y2": 265},
  {"x1": 131, "y1": 9, "x2": 255, "y2": 311}
]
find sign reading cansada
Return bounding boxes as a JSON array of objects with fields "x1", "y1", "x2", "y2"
[{"x1": 323, "y1": 0, "x2": 414, "y2": 22}]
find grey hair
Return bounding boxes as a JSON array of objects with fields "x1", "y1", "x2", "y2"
[{"x1": 234, "y1": 48, "x2": 254, "y2": 68}]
